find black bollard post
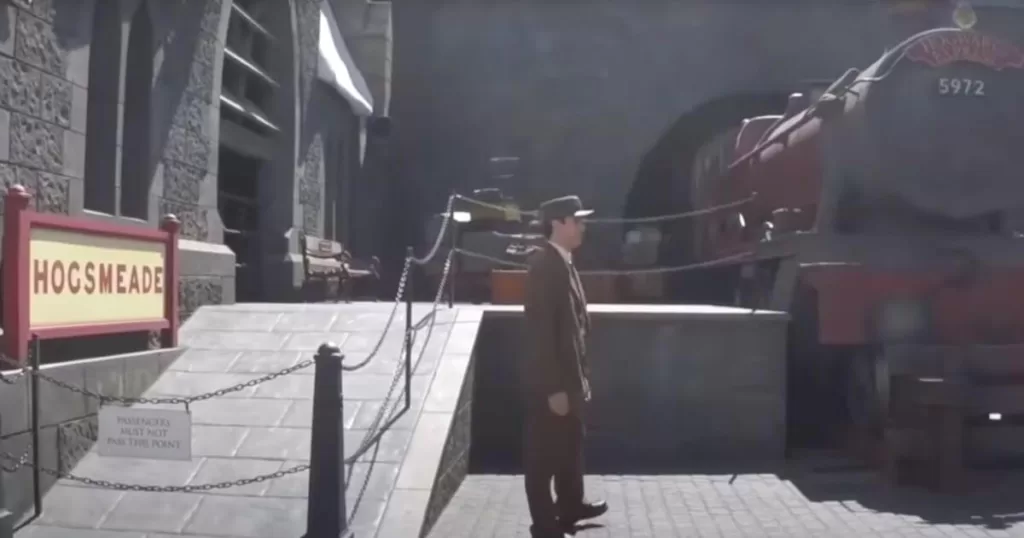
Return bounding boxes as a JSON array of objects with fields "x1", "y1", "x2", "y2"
[
  {"x1": 405, "y1": 247, "x2": 414, "y2": 411},
  {"x1": 29, "y1": 337, "x2": 40, "y2": 520},
  {"x1": 0, "y1": 415, "x2": 12, "y2": 538},
  {"x1": 305, "y1": 343, "x2": 353, "y2": 538}
]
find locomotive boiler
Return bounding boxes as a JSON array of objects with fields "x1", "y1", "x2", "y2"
[{"x1": 686, "y1": 27, "x2": 1024, "y2": 483}]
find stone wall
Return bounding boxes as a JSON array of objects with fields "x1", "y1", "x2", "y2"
[
  {"x1": 0, "y1": 0, "x2": 86, "y2": 218},
  {"x1": 152, "y1": 0, "x2": 235, "y2": 318}
]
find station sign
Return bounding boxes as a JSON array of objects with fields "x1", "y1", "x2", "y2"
[{"x1": 2, "y1": 185, "x2": 181, "y2": 364}]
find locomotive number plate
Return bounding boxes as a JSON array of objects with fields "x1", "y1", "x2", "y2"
[{"x1": 937, "y1": 77, "x2": 986, "y2": 96}]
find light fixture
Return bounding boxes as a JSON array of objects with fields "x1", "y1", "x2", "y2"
[
  {"x1": 452, "y1": 211, "x2": 472, "y2": 223},
  {"x1": 953, "y1": 1, "x2": 977, "y2": 30}
]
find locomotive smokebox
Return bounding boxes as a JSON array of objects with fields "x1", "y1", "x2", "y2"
[{"x1": 839, "y1": 29, "x2": 1024, "y2": 223}]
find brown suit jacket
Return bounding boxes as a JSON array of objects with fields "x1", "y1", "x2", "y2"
[{"x1": 523, "y1": 242, "x2": 592, "y2": 413}]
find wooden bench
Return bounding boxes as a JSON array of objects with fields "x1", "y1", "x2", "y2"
[{"x1": 299, "y1": 233, "x2": 380, "y2": 302}]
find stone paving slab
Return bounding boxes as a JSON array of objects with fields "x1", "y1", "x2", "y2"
[
  {"x1": 19, "y1": 302, "x2": 479, "y2": 538},
  {"x1": 429, "y1": 473, "x2": 1024, "y2": 538}
]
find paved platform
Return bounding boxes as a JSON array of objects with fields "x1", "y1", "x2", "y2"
[
  {"x1": 429, "y1": 468, "x2": 1024, "y2": 538},
  {"x1": 18, "y1": 302, "x2": 483, "y2": 538}
]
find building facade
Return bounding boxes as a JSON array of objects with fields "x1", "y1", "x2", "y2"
[
  {"x1": 389, "y1": 0, "x2": 1024, "y2": 274},
  {"x1": 0, "y1": 0, "x2": 390, "y2": 519},
  {"x1": 0, "y1": 0, "x2": 389, "y2": 320}
]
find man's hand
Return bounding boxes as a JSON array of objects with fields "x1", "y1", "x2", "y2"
[{"x1": 548, "y1": 392, "x2": 570, "y2": 416}]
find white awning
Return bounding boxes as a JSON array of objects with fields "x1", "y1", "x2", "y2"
[{"x1": 318, "y1": 7, "x2": 374, "y2": 116}]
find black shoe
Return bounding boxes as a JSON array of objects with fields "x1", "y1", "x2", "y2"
[
  {"x1": 529, "y1": 524, "x2": 568, "y2": 538},
  {"x1": 560, "y1": 500, "x2": 608, "y2": 530}
]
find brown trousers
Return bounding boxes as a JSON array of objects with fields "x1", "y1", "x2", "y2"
[{"x1": 523, "y1": 400, "x2": 585, "y2": 533}]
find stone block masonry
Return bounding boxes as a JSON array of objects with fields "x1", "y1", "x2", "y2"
[{"x1": 0, "y1": 1, "x2": 81, "y2": 217}]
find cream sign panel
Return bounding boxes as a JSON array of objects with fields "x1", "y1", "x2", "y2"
[{"x1": 29, "y1": 227, "x2": 166, "y2": 328}]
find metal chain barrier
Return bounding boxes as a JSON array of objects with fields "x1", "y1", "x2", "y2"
[
  {"x1": 452, "y1": 192, "x2": 755, "y2": 225},
  {"x1": 452, "y1": 247, "x2": 755, "y2": 275},
  {"x1": 0, "y1": 449, "x2": 30, "y2": 473},
  {"x1": 413, "y1": 195, "x2": 455, "y2": 265},
  {"x1": 340, "y1": 255, "x2": 411, "y2": 372},
  {"x1": 0, "y1": 370, "x2": 24, "y2": 386},
  {"x1": 0, "y1": 446, "x2": 312, "y2": 492},
  {"x1": 341, "y1": 193, "x2": 454, "y2": 372},
  {"x1": 0, "y1": 198, "x2": 462, "y2": 494},
  {"x1": 28, "y1": 360, "x2": 314, "y2": 407},
  {"x1": 0, "y1": 190, "x2": 749, "y2": 496},
  {"x1": 343, "y1": 251, "x2": 453, "y2": 526},
  {"x1": 344, "y1": 250, "x2": 454, "y2": 467}
]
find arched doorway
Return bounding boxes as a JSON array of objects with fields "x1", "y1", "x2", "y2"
[{"x1": 622, "y1": 93, "x2": 790, "y2": 302}]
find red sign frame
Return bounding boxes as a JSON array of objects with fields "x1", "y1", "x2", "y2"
[{"x1": 2, "y1": 185, "x2": 181, "y2": 365}]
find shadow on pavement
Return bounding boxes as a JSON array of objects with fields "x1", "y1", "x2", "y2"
[{"x1": 784, "y1": 465, "x2": 1024, "y2": 531}]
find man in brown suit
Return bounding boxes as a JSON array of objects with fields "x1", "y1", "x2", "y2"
[{"x1": 522, "y1": 195, "x2": 608, "y2": 538}]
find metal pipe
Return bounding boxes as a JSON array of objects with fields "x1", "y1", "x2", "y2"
[
  {"x1": 448, "y1": 206, "x2": 457, "y2": 308},
  {"x1": 29, "y1": 336, "x2": 40, "y2": 520},
  {"x1": 405, "y1": 247, "x2": 414, "y2": 412},
  {"x1": 0, "y1": 414, "x2": 12, "y2": 538}
]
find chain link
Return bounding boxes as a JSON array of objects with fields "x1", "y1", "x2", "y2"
[
  {"x1": 1, "y1": 447, "x2": 31, "y2": 473},
  {"x1": 584, "y1": 195, "x2": 755, "y2": 224},
  {"x1": 452, "y1": 247, "x2": 754, "y2": 275},
  {"x1": 32, "y1": 359, "x2": 313, "y2": 406},
  {"x1": 340, "y1": 194, "x2": 456, "y2": 372},
  {"x1": 0, "y1": 211, "x2": 458, "y2": 495},
  {"x1": 452, "y1": 192, "x2": 754, "y2": 225},
  {"x1": 0, "y1": 369, "x2": 25, "y2": 385},
  {"x1": 342, "y1": 255, "x2": 412, "y2": 372},
  {"x1": 0, "y1": 448, "x2": 309, "y2": 492},
  {"x1": 413, "y1": 195, "x2": 456, "y2": 266},
  {"x1": 345, "y1": 251, "x2": 453, "y2": 465},
  {"x1": 343, "y1": 252, "x2": 453, "y2": 525}
]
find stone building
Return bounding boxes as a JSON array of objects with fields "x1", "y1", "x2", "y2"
[
  {"x1": 389, "y1": 0, "x2": 1024, "y2": 278},
  {"x1": 0, "y1": 0, "x2": 391, "y2": 319},
  {"x1": 0, "y1": 0, "x2": 393, "y2": 522}
]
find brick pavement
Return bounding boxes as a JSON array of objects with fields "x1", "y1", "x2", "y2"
[{"x1": 429, "y1": 472, "x2": 1024, "y2": 538}]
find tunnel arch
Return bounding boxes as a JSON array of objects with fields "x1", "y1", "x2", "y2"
[
  {"x1": 624, "y1": 92, "x2": 790, "y2": 256},
  {"x1": 621, "y1": 92, "x2": 790, "y2": 301}
]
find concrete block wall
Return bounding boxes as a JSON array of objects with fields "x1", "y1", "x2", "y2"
[{"x1": 471, "y1": 311, "x2": 789, "y2": 473}]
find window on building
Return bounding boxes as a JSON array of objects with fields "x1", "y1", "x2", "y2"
[
  {"x1": 83, "y1": 0, "x2": 122, "y2": 214},
  {"x1": 220, "y1": 0, "x2": 280, "y2": 141},
  {"x1": 120, "y1": 1, "x2": 154, "y2": 220}
]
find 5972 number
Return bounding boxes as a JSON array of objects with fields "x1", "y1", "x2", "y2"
[{"x1": 938, "y1": 77, "x2": 985, "y2": 96}]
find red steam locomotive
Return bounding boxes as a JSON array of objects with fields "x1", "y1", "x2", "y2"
[{"x1": 686, "y1": 27, "x2": 1024, "y2": 480}]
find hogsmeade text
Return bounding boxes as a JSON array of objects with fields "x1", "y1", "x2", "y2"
[{"x1": 33, "y1": 259, "x2": 164, "y2": 296}]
